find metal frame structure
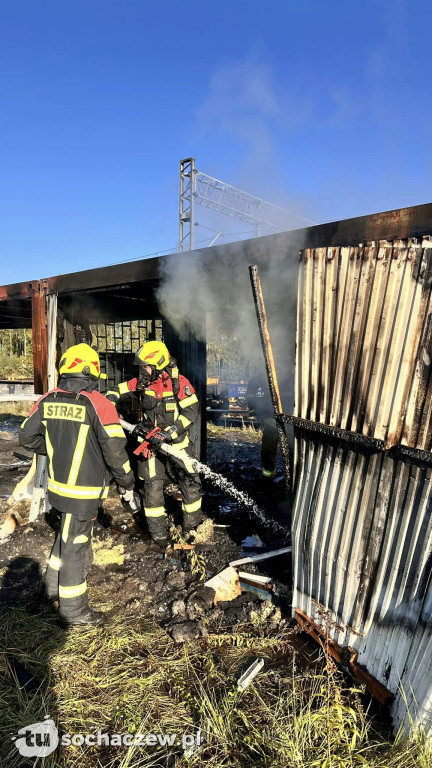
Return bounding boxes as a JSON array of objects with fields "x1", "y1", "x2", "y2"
[
  {"x1": 93, "y1": 319, "x2": 162, "y2": 389},
  {"x1": 179, "y1": 158, "x2": 196, "y2": 251},
  {"x1": 179, "y1": 156, "x2": 315, "y2": 250}
]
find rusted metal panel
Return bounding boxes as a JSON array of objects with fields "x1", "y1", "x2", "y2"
[
  {"x1": 45, "y1": 256, "x2": 162, "y2": 295},
  {"x1": 293, "y1": 239, "x2": 432, "y2": 734},
  {"x1": 0, "y1": 281, "x2": 34, "y2": 301},
  {"x1": 295, "y1": 609, "x2": 393, "y2": 704}
]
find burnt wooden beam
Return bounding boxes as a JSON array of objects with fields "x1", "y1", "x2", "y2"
[
  {"x1": 31, "y1": 283, "x2": 48, "y2": 394},
  {"x1": 280, "y1": 413, "x2": 387, "y2": 451}
]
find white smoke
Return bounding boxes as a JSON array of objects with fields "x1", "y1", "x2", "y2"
[
  {"x1": 156, "y1": 230, "x2": 307, "y2": 411},
  {"x1": 195, "y1": 46, "x2": 314, "y2": 219}
]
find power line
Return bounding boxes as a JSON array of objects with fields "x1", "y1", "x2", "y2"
[{"x1": 103, "y1": 228, "x2": 258, "y2": 268}]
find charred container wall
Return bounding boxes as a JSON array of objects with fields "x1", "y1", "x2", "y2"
[{"x1": 292, "y1": 240, "x2": 432, "y2": 734}]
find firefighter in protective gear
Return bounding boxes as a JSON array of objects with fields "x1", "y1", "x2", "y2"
[
  {"x1": 106, "y1": 341, "x2": 202, "y2": 546},
  {"x1": 19, "y1": 343, "x2": 136, "y2": 626}
]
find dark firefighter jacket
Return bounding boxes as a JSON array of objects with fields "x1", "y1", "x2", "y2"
[
  {"x1": 19, "y1": 388, "x2": 135, "y2": 514},
  {"x1": 106, "y1": 372, "x2": 199, "y2": 450}
]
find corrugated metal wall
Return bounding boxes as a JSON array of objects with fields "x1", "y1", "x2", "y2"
[{"x1": 293, "y1": 239, "x2": 432, "y2": 733}]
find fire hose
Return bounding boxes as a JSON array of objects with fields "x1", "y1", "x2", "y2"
[
  {"x1": 119, "y1": 419, "x2": 196, "y2": 472},
  {"x1": 119, "y1": 419, "x2": 290, "y2": 541}
]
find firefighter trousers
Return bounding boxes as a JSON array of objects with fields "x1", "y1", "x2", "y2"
[
  {"x1": 45, "y1": 510, "x2": 96, "y2": 619},
  {"x1": 139, "y1": 447, "x2": 202, "y2": 540}
]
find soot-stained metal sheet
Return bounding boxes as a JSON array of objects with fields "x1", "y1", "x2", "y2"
[{"x1": 292, "y1": 238, "x2": 432, "y2": 734}]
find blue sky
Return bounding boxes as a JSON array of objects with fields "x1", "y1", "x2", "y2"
[{"x1": 1, "y1": 0, "x2": 431, "y2": 284}]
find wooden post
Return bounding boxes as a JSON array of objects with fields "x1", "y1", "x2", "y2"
[
  {"x1": 249, "y1": 264, "x2": 291, "y2": 496},
  {"x1": 31, "y1": 282, "x2": 48, "y2": 395}
]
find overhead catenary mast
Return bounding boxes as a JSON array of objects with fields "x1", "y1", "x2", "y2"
[{"x1": 179, "y1": 157, "x2": 315, "y2": 252}]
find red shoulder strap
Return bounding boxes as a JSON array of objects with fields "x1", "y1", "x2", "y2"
[{"x1": 83, "y1": 391, "x2": 121, "y2": 425}]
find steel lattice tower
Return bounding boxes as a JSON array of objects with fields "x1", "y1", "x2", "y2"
[{"x1": 179, "y1": 157, "x2": 315, "y2": 251}]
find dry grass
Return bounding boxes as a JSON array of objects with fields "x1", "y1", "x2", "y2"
[
  {"x1": 207, "y1": 422, "x2": 263, "y2": 443},
  {"x1": 0, "y1": 401, "x2": 34, "y2": 420},
  {"x1": 0, "y1": 593, "x2": 430, "y2": 768},
  {"x1": 92, "y1": 540, "x2": 125, "y2": 568}
]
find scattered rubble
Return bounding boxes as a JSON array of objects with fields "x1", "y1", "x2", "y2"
[
  {"x1": 249, "y1": 601, "x2": 283, "y2": 630},
  {"x1": 170, "y1": 621, "x2": 201, "y2": 644},
  {"x1": 205, "y1": 565, "x2": 241, "y2": 602},
  {"x1": 186, "y1": 585, "x2": 216, "y2": 620},
  {"x1": 0, "y1": 514, "x2": 16, "y2": 540},
  {"x1": 171, "y1": 598, "x2": 186, "y2": 617},
  {"x1": 165, "y1": 569, "x2": 186, "y2": 590}
]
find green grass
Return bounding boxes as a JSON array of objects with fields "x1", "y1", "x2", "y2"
[
  {"x1": 0, "y1": 593, "x2": 430, "y2": 768},
  {"x1": 0, "y1": 351, "x2": 33, "y2": 379}
]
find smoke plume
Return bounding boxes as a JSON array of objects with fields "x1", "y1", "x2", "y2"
[{"x1": 156, "y1": 230, "x2": 307, "y2": 411}]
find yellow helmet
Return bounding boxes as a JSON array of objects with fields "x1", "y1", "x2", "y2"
[
  {"x1": 134, "y1": 341, "x2": 170, "y2": 372},
  {"x1": 59, "y1": 343, "x2": 103, "y2": 380}
]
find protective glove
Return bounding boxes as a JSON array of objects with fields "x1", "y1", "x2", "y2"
[
  {"x1": 119, "y1": 487, "x2": 141, "y2": 515},
  {"x1": 132, "y1": 423, "x2": 147, "y2": 440},
  {"x1": 147, "y1": 429, "x2": 171, "y2": 448}
]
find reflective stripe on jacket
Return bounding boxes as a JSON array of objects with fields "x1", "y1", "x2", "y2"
[{"x1": 19, "y1": 388, "x2": 134, "y2": 514}]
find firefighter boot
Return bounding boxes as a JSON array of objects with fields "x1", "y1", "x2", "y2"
[
  {"x1": 151, "y1": 537, "x2": 169, "y2": 549},
  {"x1": 59, "y1": 595, "x2": 106, "y2": 626},
  {"x1": 149, "y1": 524, "x2": 169, "y2": 548},
  {"x1": 60, "y1": 609, "x2": 106, "y2": 627},
  {"x1": 183, "y1": 510, "x2": 202, "y2": 534},
  {"x1": 146, "y1": 514, "x2": 169, "y2": 548}
]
